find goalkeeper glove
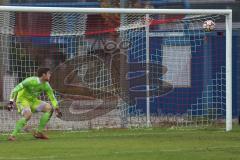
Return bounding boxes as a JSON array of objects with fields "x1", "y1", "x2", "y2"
[
  {"x1": 55, "y1": 108, "x2": 62, "y2": 118},
  {"x1": 7, "y1": 101, "x2": 14, "y2": 111}
]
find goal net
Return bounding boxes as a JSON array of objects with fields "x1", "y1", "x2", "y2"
[{"x1": 0, "y1": 7, "x2": 232, "y2": 132}]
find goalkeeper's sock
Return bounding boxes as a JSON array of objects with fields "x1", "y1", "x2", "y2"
[
  {"x1": 12, "y1": 118, "x2": 27, "y2": 136},
  {"x1": 37, "y1": 112, "x2": 52, "y2": 132}
]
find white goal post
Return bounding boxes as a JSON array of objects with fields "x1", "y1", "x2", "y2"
[{"x1": 0, "y1": 6, "x2": 232, "y2": 131}]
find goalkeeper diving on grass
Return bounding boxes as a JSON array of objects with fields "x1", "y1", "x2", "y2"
[{"x1": 7, "y1": 68, "x2": 62, "y2": 141}]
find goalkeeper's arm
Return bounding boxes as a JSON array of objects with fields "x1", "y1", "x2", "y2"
[
  {"x1": 9, "y1": 77, "x2": 33, "y2": 101},
  {"x1": 10, "y1": 82, "x2": 24, "y2": 101},
  {"x1": 45, "y1": 83, "x2": 62, "y2": 118},
  {"x1": 8, "y1": 78, "x2": 33, "y2": 111},
  {"x1": 8, "y1": 81, "x2": 24, "y2": 111}
]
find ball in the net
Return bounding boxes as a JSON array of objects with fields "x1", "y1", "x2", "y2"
[{"x1": 203, "y1": 20, "x2": 215, "y2": 32}]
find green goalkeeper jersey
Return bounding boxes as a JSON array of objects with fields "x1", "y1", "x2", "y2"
[{"x1": 10, "y1": 76, "x2": 58, "y2": 109}]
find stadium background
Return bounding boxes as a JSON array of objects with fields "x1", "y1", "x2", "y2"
[{"x1": 0, "y1": 0, "x2": 239, "y2": 120}]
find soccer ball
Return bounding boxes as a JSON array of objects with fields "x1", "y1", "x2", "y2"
[{"x1": 203, "y1": 20, "x2": 215, "y2": 32}]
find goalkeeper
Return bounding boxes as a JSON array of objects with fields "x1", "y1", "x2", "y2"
[{"x1": 7, "y1": 68, "x2": 62, "y2": 141}]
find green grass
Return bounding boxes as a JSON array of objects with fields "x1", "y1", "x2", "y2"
[{"x1": 1, "y1": 127, "x2": 240, "y2": 160}]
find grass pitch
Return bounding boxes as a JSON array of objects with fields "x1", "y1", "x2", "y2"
[{"x1": 0, "y1": 127, "x2": 240, "y2": 160}]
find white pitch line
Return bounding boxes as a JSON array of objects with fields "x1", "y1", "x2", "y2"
[
  {"x1": 0, "y1": 156, "x2": 57, "y2": 160},
  {"x1": 113, "y1": 146, "x2": 240, "y2": 154}
]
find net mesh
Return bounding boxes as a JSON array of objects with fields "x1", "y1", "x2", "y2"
[{"x1": 0, "y1": 10, "x2": 226, "y2": 132}]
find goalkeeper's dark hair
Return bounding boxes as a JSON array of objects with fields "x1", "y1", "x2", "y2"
[{"x1": 37, "y1": 67, "x2": 50, "y2": 77}]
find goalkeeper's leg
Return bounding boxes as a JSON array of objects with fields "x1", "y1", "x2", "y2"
[
  {"x1": 8, "y1": 108, "x2": 32, "y2": 141},
  {"x1": 33, "y1": 101, "x2": 53, "y2": 139}
]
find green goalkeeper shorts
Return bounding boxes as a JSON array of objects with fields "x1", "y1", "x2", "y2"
[{"x1": 16, "y1": 97, "x2": 47, "y2": 114}]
